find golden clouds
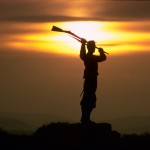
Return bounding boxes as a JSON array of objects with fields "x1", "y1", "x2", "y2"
[{"x1": 1, "y1": 21, "x2": 149, "y2": 56}]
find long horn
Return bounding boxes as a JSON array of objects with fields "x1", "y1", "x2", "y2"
[
  {"x1": 51, "y1": 26, "x2": 64, "y2": 32},
  {"x1": 69, "y1": 35, "x2": 81, "y2": 43},
  {"x1": 51, "y1": 26, "x2": 81, "y2": 39},
  {"x1": 51, "y1": 25, "x2": 109, "y2": 54}
]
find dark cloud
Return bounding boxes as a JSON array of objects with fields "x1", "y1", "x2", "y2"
[
  {"x1": 0, "y1": 0, "x2": 150, "y2": 22},
  {"x1": 90, "y1": 1, "x2": 150, "y2": 21},
  {"x1": 0, "y1": 15, "x2": 92, "y2": 23},
  {"x1": 0, "y1": 0, "x2": 71, "y2": 22}
]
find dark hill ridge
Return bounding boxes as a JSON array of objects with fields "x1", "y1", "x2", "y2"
[
  {"x1": 107, "y1": 116, "x2": 150, "y2": 134},
  {"x1": 0, "y1": 112, "x2": 68, "y2": 133},
  {"x1": 0, "y1": 115, "x2": 35, "y2": 133},
  {"x1": 1, "y1": 122, "x2": 150, "y2": 150},
  {"x1": 1, "y1": 112, "x2": 150, "y2": 134}
]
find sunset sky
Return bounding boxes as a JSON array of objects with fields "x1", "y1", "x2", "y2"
[{"x1": 0, "y1": 0, "x2": 150, "y2": 124}]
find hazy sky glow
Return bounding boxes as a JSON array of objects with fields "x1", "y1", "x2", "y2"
[
  {"x1": 0, "y1": 0, "x2": 150, "y2": 127},
  {"x1": 1, "y1": 21, "x2": 150, "y2": 55},
  {"x1": 0, "y1": 0, "x2": 150, "y2": 55}
]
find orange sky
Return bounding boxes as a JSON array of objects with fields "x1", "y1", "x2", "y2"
[{"x1": 0, "y1": 0, "x2": 150, "y2": 133}]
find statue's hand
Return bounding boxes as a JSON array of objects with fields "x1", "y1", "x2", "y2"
[
  {"x1": 81, "y1": 38, "x2": 87, "y2": 44},
  {"x1": 98, "y1": 47, "x2": 104, "y2": 53}
]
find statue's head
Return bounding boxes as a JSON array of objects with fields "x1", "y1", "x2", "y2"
[{"x1": 87, "y1": 40, "x2": 95, "y2": 53}]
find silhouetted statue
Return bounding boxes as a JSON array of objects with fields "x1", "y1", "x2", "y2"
[{"x1": 80, "y1": 38, "x2": 107, "y2": 125}]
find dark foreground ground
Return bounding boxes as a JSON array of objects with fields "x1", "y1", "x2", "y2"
[{"x1": 0, "y1": 122, "x2": 150, "y2": 150}]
